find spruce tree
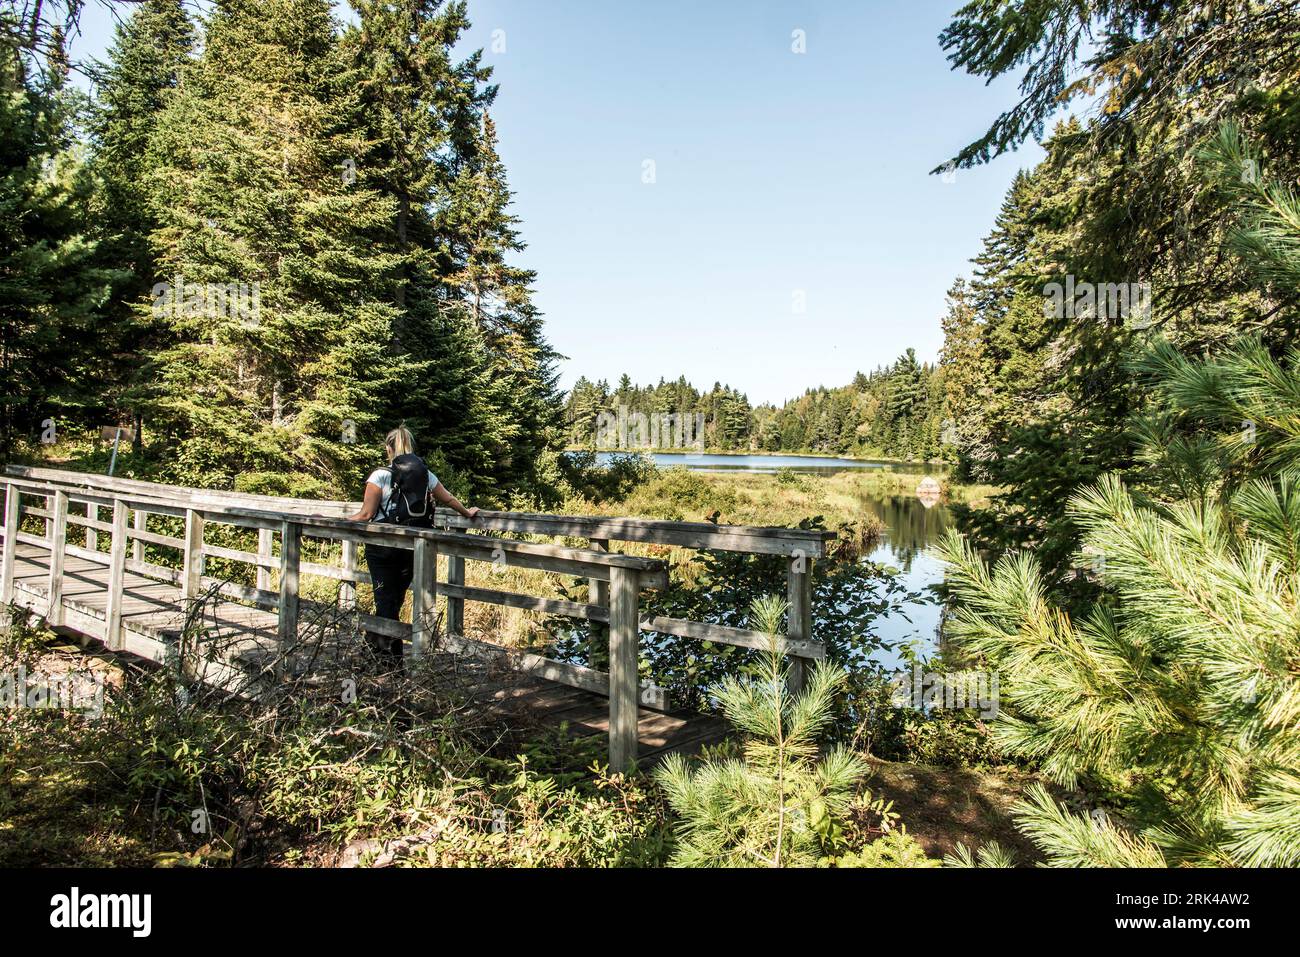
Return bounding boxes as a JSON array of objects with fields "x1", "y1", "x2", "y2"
[
  {"x1": 342, "y1": 0, "x2": 510, "y2": 496},
  {"x1": 88, "y1": 0, "x2": 194, "y2": 441},
  {"x1": 439, "y1": 112, "x2": 564, "y2": 495},
  {"x1": 0, "y1": 23, "x2": 120, "y2": 452},
  {"x1": 146, "y1": 0, "x2": 412, "y2": 494}
]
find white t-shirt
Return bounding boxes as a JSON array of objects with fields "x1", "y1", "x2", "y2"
[{"x1": 366, "y1": 467, "x2": 439, "y2": 521}]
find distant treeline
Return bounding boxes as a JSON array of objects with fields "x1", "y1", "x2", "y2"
[{"x1": 565, "y1": 351, "x2": 947, "y2": 461}]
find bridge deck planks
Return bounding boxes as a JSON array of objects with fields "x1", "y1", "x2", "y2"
[{"x1": 4, "y1": 541, "x2": 728, "y2": 763}]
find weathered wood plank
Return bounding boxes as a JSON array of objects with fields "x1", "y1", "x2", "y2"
[
  {"x1": 446, "y1": 554, "x2": 465, "y2": 636},
  {"x1": 441, "y1": 583, "x2": 608, "y2": 622},
  {"x1": 132, "y1": 508, "x2": 146, "y2": 563},
  {"x1": 410, "y1": 537, "x2": 437, "y2": 660},
  {"x1": 786, "y1": 555, "x2": 814, "y2": 695},
  {"x1": 339, "y1": 538, "x2": 357, "y2": 610},
  {"x1": 104, "y1": 501, "x2": 129, "y2": 650},
  {"x1": 277, "y1": 521, "x2": 301, "y2": 674},
  {"x1": 132, "y1": 527, "x2": 186, "y2": 550},
  {"x1": 434, "y1": 508, "x2": 833, "y2": 558},
  {"x1": 1, "y1": 482, "x2": 20, "y2": 605},
  {"x1": 182, "y1": 509, "x2": 205, "y2": 600},
  {"x1": 256, "y1": 526, "x2": 273, "y2": 592},
  {"x1": 639, "y1": 614, "x2": 825, "y2": 659},
  {"x1": 608, "y1": 566, "x2": 640, "y2": 771},
  {"x1": 5, "y1": 466, "x2": 831, "y2": 557},
  {"x1": 45, "y1": 490, "x2": 68, "y2": 626}
]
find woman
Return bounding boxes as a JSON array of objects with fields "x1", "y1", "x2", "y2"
[{"x1": 345, "y1": 426, "x2": 479, "y2": 660}]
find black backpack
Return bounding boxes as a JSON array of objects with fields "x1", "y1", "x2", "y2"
[{"x1": 377, "y1": 453, "x2": 433, "y2": 527}]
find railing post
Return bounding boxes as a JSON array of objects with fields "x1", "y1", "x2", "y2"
[
  {"x1": 86, "y1": 502, "x2": 98, "y2": 551},
  {"x1": 256, "y1": 526, "x2": 273, "y2": 593},
  {"x1": 105, "y1": 500, "x2": 128, "y2": 650},
  {"x1": 132, "y1": 508, "x2": 146, "y2": 563},
  {"x1": 181, "y1": 509, "x2": 205, "y2": 600},
  {"x1": 339, "y1": 538, "x2": 357, "y2": 611},
  {"x1": 410, "y1": 536, "x2": 437, "y2": 661},
  {"x1": 1, "y1": 483, "x2": 19, "y2": 607},
  {"x1": 446, "y1": 555, "x2": 465, "y2": 637},
  {"x1": 608, "y1": 566, "x2": 640, "y2": 772},
  {"x1": 589, "y1": 538, "x2": 610, "y2": 670},
  {"x1": 276, "y1": 521, "x2": 301, "y2": 676},
  {"x1": 45, "y1": 490, "x2": 68, "y2": 626},
  {"x1": 786, "y1": 553, "x2": 813, "y2": 696}
]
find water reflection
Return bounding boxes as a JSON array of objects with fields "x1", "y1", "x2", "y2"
[
  {"x1": 857, "y1": 492, "x2": 954, "y2": 572},
  {"x1": 855, "y1": 492, "x2": 951, "y2": 669}
]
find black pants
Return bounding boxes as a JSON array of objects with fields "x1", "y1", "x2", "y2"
[{"x1": 366, "y1": 544, "x2": 412, "y2": 661}]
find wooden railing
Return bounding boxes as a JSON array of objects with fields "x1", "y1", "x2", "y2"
[{"x1": 1, "y1": 466, "x2": 833, "y2": 767}]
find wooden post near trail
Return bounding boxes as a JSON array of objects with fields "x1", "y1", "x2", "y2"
[
  {"x1": 256, "y1": 526, "x2": 273, "y2": 593},
  {"x1": 104, "y1": 500, "x2": 129, "y2": 650},
  {"x1": 785, "y1": 552, "x2": 813, "y2": 696},
  {"x1": 1, "y1": 484, "x2": 20, "y2": 606},
  {"x1": 276, "y1": 521, "x2": 301, "y2": 676},
  {"x1": 182, "y1": 509, "x2": 205, "y2": 601},
  {"x1": 589, "y1": 538, "x2": 610, "y2": 670},
  {"x1": 446, "y1": 555, "x2": 465, "y2": 636},
  {"x1": 410, "y1": 537, "x2": 438, "y2": 660},
  {"x1": 608, "y1": 565, "x2": 640, "y2": 772},
  {"x1": 339, "y1": 539, "x2": 357, "y2": 611},
  {"x1": 45, "y1": 490, "x2": 68, "y2": 627}
]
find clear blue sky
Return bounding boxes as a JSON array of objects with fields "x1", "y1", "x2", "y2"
[{"x1": 70, "y1": 0, "x2": 1044, "y2": 406}]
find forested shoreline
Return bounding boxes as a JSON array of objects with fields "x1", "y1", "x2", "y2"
[{"x1": 564, "y1": 352, "x2": 948, "y2": 461}]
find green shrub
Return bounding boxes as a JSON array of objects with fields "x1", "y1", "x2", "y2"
[{"x1": 557, "y1": 450, "x2": 656, "y2": 503}]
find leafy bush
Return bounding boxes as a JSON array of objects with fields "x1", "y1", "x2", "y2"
[
  {"x1": 820, "y1": 828, "x2": 938, "y2": 867},
  {"x1": 556, "y1": 450, "x2": 657, "y2": 503}
]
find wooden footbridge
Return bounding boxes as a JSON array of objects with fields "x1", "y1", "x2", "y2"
[{"x1": 0, "y1": 466, "x2": 831, "y2": 768}]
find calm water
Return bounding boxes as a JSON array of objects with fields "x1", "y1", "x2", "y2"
[
  {"x1": 856, "y1": 491, "x2": 952, "y2": 668},
  {"x1": 596, "y1": 450, "x2": 945, "y2": 475},
  {"x1": 606, "y1": 450, "x2": 951, "y2": 667}
]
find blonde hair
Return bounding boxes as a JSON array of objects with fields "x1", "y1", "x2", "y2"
[{"x1": 385, "y1": 425, "x2": 416, "y2": 459}]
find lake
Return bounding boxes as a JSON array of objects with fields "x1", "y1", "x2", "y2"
[{"x1": 595, "y1": 450, "x2": 945, "y2": 475}]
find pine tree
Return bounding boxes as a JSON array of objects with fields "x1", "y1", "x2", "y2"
[
  {"x1": 939, "y1": 127, "x2": 1300, "y2": 867},
  {"x1": 655, "y1": 595, "x2": 868, "y2": 867},
  {"x1": 941, "y1": 429, "x2": 1300, "y2": 866}
]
